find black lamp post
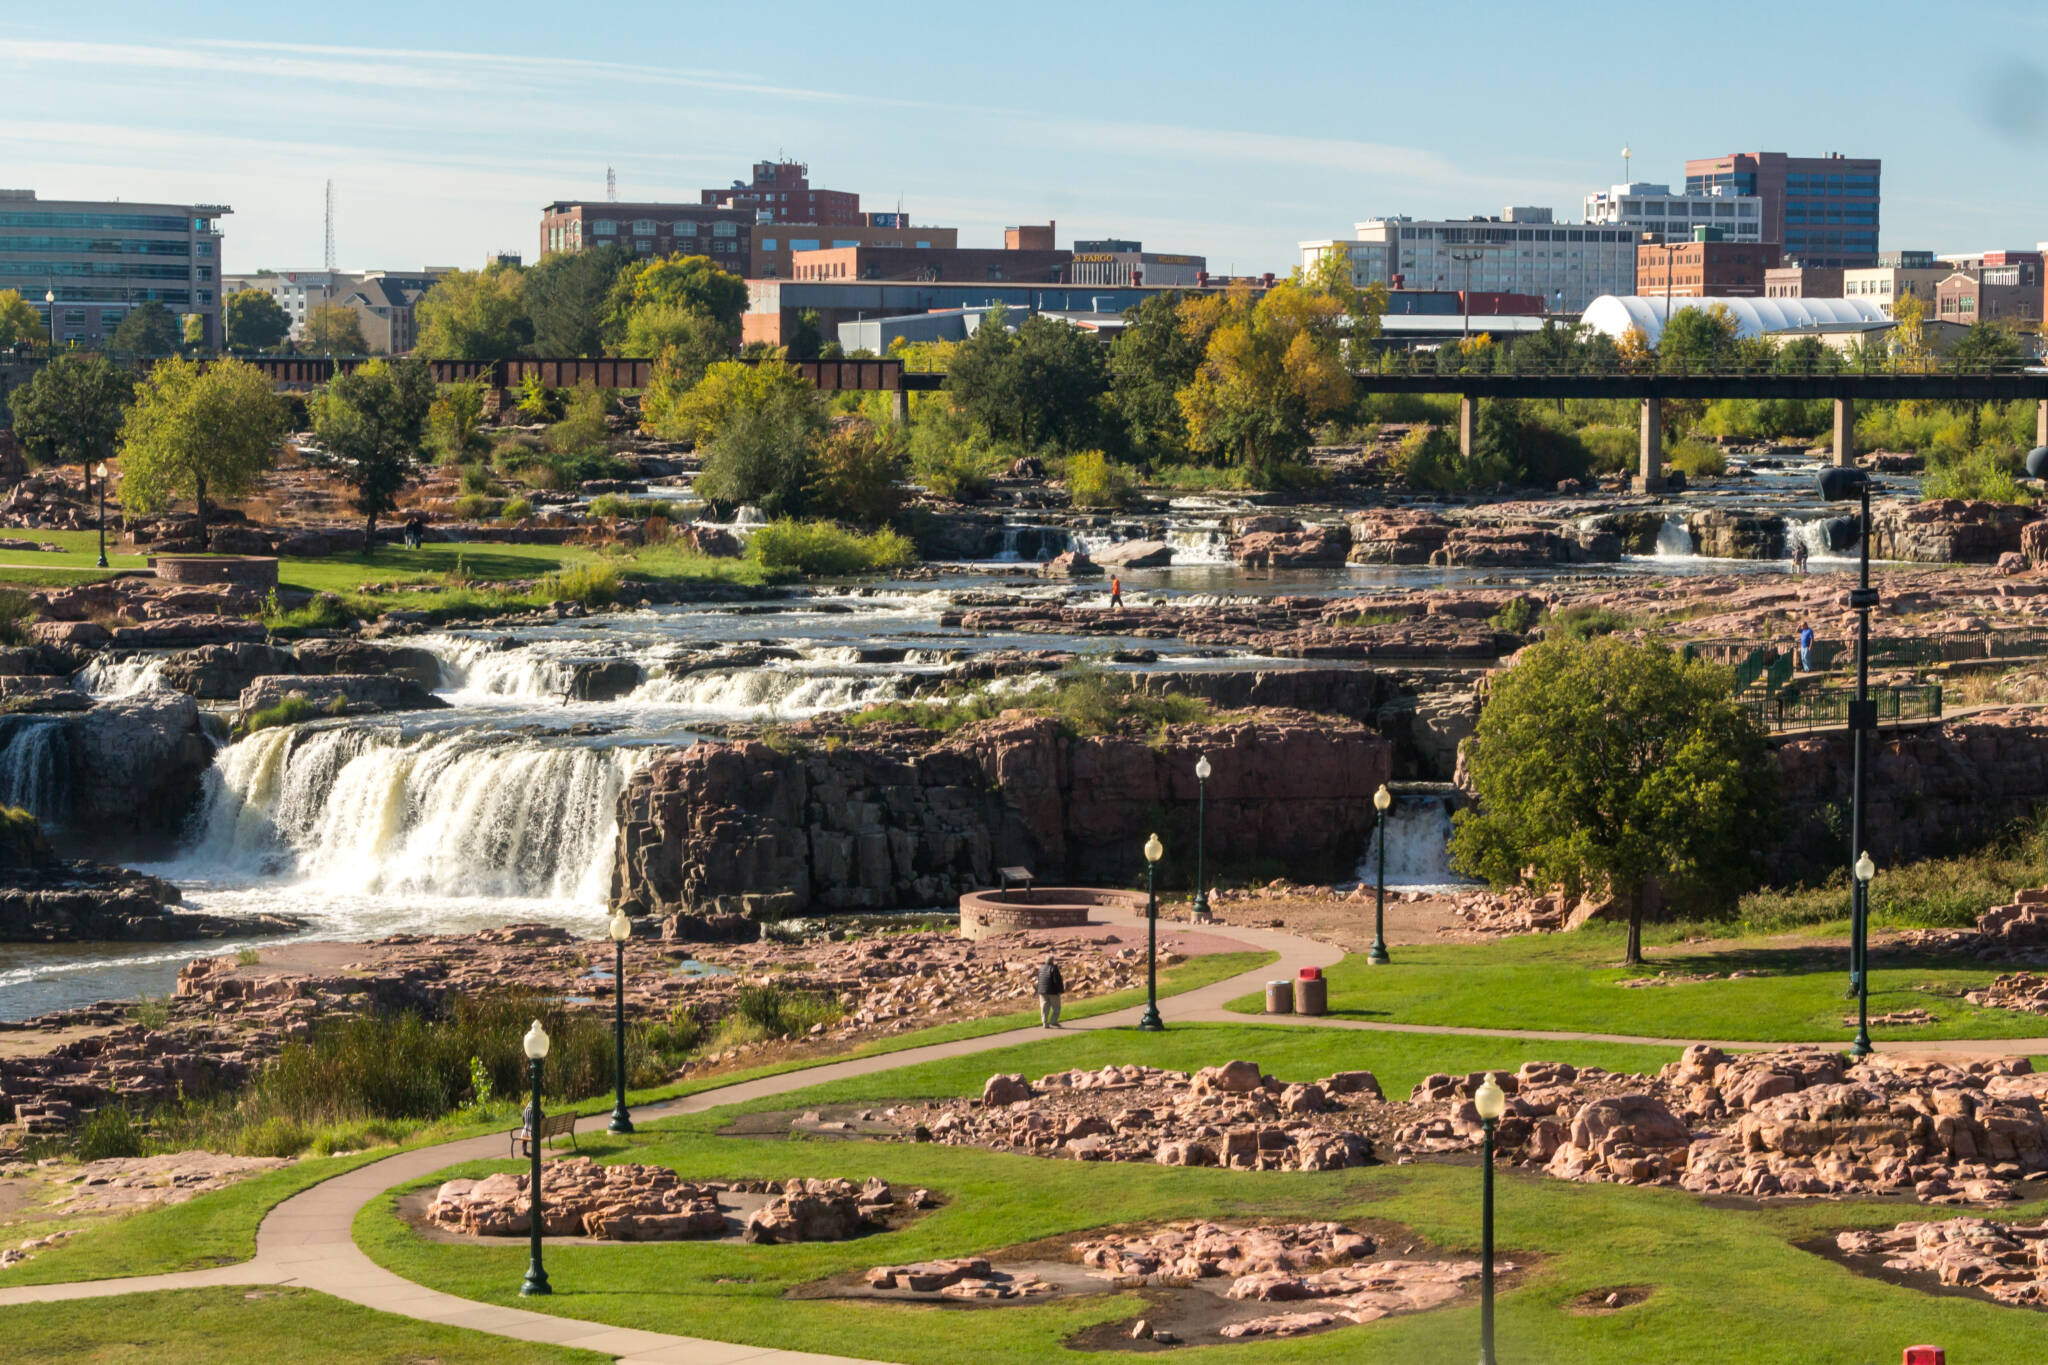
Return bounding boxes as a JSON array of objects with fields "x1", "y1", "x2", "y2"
[
  {"x1": 1138, "y1": 832, "x2": 1165, "y2": 1032},
  {"x1": 1369, "y1": 783, "x2": 1393, "y2": 965},
  {"x1": 1820, "y1": 466, "x2": 1879, "y2": 1050},
  {"x1": 43, "y1": 288, "x2": 55, "y2": 354},
  {"x1": 520, "y1": 1019, "x2": 552, "y2": 1297},
  {"x1": 92, "y1": 461, "x2": 109, "y2": 569},
  {"x1": 1474, "y1": 1073, "x2": 1506, "y2": 1365},
  {"x1": 606, "y1": 911, "x2": 634, "y2": 1134},
  {"x1": 1192, "y1": 755, "x2": 1212, "y2": 923},
  {"x1": 1851, "y1": 851, "x2": 1876, "y2": 1057}
]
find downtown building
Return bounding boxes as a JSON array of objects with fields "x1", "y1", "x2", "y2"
[
  {"x1": 1581, "y1": 182, "x2": 1765, "y2": 244},
  {"x1": 0, "y1": 189, "x2": 228, "y2": 348},
  {"x1": 1684, "y1": 152, "x2": 1880, "y2": 268},
  {"x1": 1302, "y1": 207, "x2": 1638, "y2": 312}
]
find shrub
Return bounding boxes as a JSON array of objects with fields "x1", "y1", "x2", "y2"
[
  {"x1": 500, "y1": 496, "x2": 532, "y2": 522},
  {"x1": 1490, "y1": 597, "x2": 1541, "y2": 633},
  {"x1": 452, "y1": 493, "x2": 499, "y2": 521},
  {"x1": 0, "y1": 589, "x2": 32, "y2": 646},
  {"x1": 1924, "y1": 445, "x2": 2033, "y2": 504},
  {"x1": 746, "y1": 519, "x2": 917, "y2": 575},
  {"x1": 514, "y1": 373, "x2": 561, "y2": 422},
  {"x1": 238, "y1": 693, "x2": 347, "y2": 736},
  {"x1": 1578, "y1": 424, "x2": 1639, "y2": 476},
  {"x1": 1666, "y1": 437, "x2": 1727, "y2": 478},
  {"x1": 544, "y1": 388, "x2": 612, "y2": 457},
  {"x1": 806, "y1": 420, "x2": 906, "y2": 526},
  {"x1": 709, "y1": 983, "x2": 843, "y2": 1049},
  {"x1": 261, "y1": 590, "x2": 361, "y2": 633},
  {"x1": 1544, "y1": 604, "x2": 1635, "y2": 641},
  {"x1": 535, "y1": 561, "x2": 620, "y2": 607},
  {"x1": 587, "y1": 493, "x2": 672, "y2": 519},
  {"x1": 72, "y1": 1105, "x2": 147, "y2": 1161},
  {"x1": 458, "y1": 463, "x2": 496, "y2": 495},
  {"x1": 1063, "y1": 449, "x2": 1135, "y2": 509}
]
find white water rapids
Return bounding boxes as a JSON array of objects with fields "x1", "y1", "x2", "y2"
[{"x1": 1355, "y1": 796, "x2": 1479, "y2": 891}]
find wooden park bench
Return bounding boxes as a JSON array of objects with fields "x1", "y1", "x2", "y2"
[
  {"x1": 509, "y1": 1110, "x2": 579, "y2": 1158},
  {"x1": 998, "y1": 866, "x2": 1035, "y2": 901}
]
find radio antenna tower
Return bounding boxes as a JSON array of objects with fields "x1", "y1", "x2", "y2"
[
  {"x1": 323, "y1": 180, "x2": 336, "y2": 271},
  {"x1": 606, "y1": 165, "x2": 617, "y2": 202}
]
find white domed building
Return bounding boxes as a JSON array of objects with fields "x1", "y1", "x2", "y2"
[{"x1": 1579, "y1": 295, "x2": 1892, "y2": 345}]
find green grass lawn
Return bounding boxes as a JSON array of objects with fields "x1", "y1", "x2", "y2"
[
  {"x1": 1223, "y1": 928, "x2": 2048, "y2": 1043},
  {"x1": 8, "y1": 1285, "x2": 603, "y2": 1363},
  {"x1": 1, "y1": 956, "x2": 1273, "y2": 1288},
  {"x1": 353, "y1": 1024, "x2": 2048, "y2": 1364}
]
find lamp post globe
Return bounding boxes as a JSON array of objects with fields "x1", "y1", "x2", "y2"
[
  {"x1": 1368, "y1": 783, "x2": 1393, "y2": 965},
  {"x1": 1139, "y1": 833, "x2": 1165, "y2": 1032},
  {"x1": 1474, "y1": 1073, "x2": 1506, "y2": 1365},
  {"x1": 606, "y1": 911, "x2": 634, "y2": 1135},
  {"x1": 1192, "y1": 754, "x2": 1212, "y2": 923},
  {"x1": 520, "y1": 1020, "x2": 552, "y2": 1296}
]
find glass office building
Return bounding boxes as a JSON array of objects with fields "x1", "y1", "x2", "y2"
[{"x1": 0, "y1": 190, "x2": 229, "y2": 348}]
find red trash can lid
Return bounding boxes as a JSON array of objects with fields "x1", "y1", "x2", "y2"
[{"x1": 1297, "y1": 967, "x2": 1323, "y2": 980}]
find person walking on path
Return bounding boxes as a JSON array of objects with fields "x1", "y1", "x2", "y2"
[
  {"x1": 1798, "y1": 621, "x2": 1815, "y2": 672},
  {"x1": 1109, "y1": 575, "x2": 1124, "y2": 610},
  {"x1": 1037, "y1": 955, "x2": 1065, "y2": 1027}
]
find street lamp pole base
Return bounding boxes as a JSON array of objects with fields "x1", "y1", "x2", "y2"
[
  {"x1": 1849, "y1": 1036, "x2": 1872, "y2": 1058},
  {"x1": 608, "y1": 1109, "x2": 635, "y2": 1135},
  {"x1": 1191, "y1": 891, "x2": 1211, "y2": 923},
  {"x1": 520, "y1": 1270, "x2": 552, "y2": 1297},
  {"x1": 1137, "y1": 1007, "x2": 1165, "y2": 1032},
  {"x1": 1367, "y1": 942, "x2": 1390, "y2": 965}
]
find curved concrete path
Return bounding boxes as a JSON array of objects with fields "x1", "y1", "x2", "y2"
[{"x1": 8, "y1": 912, "x2": 2048, "y2": 1363}]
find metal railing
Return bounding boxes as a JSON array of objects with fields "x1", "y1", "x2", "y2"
[{"x1": 1747, "y1": 683, "x2": 1943, "y2": 732}]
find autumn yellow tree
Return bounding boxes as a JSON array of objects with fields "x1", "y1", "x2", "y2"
[{"x1": 1174, "y1": 263, "x2": 1377, "y2": 483}]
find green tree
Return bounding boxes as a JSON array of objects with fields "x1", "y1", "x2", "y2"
[
  {"x1": 805, "y1": 419, "x2": 904, "y2": 526},
  {"x1": 110, "y1": 302, "x2": 181, "y2": 356},
  {"x1": 785, "y1": 309, "x2": 825, "y2": 362},
  {"x1": 9, "y1": 353, "x2": 134, "y2": 475},
  {"x1": 1656, "y1": 304, "x2": 1740, "y2": 372},
  {"x1": 1449, "y1": 637, "x2": 1776, "y2": 964},
  {"x1": 1770, "y1": 335, "x2": 1838, "y2": 376},
  {"x1": 622, "y1": 304, "x2": 732, "y2": 383},
  {"x1": 642, "y1": 358, "x2": 816, "y2": 446},
  {"x1": 1951, "y1": 321, "x2": 2028, "y2": 370},
  {"x1": 426, "y1": 380, "x2": 490, "y2": 464},
  {"x1": 224, "y1": 289, "x2": 291, "y2": 353},
  {"x1": 118, "y1": 357, "x2": 287, "y2": 548},
  {"x1": 180, "y1": 314, "x2": 207, "y2": 349},
  {"x1": 307, "y1": 358, "x2": 437, "y2": 546},
  {"x1": 680, "y1": 362, "x2": 825, "y2": 514},
  {"x1": 1108, "y1": 292, "x2": 1204, "y2": 458},
  {"x1": 524, "y1": 245, "x2": 628, "y2": 356},
  {"x1": 0, "y1": 289, "x2": 41, "y2": 347},
  {"x1": 303, "y1": 304, "x2": 369, "y2": 356},
  {"x1": 947, "y1": 309, "x2": 1111, "y2": 452},
  {"x1": 604, "y1": 253, "x2": 747, "y2": 348},
  {"x1": 415, "y1": 262, "x2": 531, "y2": 360}
]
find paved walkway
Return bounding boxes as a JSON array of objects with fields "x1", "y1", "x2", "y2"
[{"x1": 7, "y1": 913, "x2": 2048, "y2": 1362}]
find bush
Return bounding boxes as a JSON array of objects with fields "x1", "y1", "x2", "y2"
[
  {"x1": 708, "y1": 983, "x2": 843, "y2": 1049},
  {"x1": 1063, "y1": 449, "x2": 1136, "y2": 509},
  {"x1": 535, "y1": 561, "x2": 620, "y2": 607},
  {"x1": 1666, "y1": 438, "x2": 1727, "y2": 478},
  {"x1": 458, "y1": 463, "x2": 496, "y2": 495},
  {"x1": 1490, "y1": 597, "x2": 1541, "y2": 633},
  {"x1": 1544, "y1": 604, "x2": 1635, "y2": 641},
  {"x1": 238, "y1": 693, "x2": 347, "y2": 737},
  {"x1": 587, "y1": 493, "x2": 673, "y2": 520},
  {"x1": 1924, "y1": 445, "x2": 2033, "y2": 504},
  {"x1": 0, "y1": 589, "x2": 33, "y2": 647},
  {"x1": 806, "y1": 420, "x2": 906, "y2": 526},
  {"x1": 1578, "y1": 424, "x2": 1639, "y2": 476},
  {"x1": 452, "y1": 493, "x2": 500, "y2": 521},
  {"x1": 499, "y1": 496, "x2": 532, "y2": 522},
  {"x1": 544, "y1": 388, "x2": 612, "y2": 458},
  {"x1": 261, "y1": 589, "x2": 361, "y2": 633},
  {"x1": 514, "y1": 373, "x2": 561, "y2": 422},
  {"x1": 905, "y1": 405, "x2": 1006, "y2": 501},
  {"x1": 746, "y1": 519, "x2": 917, "y2": 575},
  {"x1": 72, "y1": 1104, "x2": 148, "y2": 1161}
]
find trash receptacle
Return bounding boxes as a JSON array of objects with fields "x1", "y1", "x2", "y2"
[
  {"x1": 1264, "y1": 980, "x2": 1295, "y2": 1015},
  {"x1": 1295, "y1": 975, "x2": 1327, "y2": 1016}
]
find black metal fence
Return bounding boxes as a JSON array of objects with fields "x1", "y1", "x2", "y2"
[{"x1": 1746, "y1": 683, "x2": 1943, "y2": 732}]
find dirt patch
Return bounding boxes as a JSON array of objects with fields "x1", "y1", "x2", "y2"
[
  {"x1": 1567, "y1": 1284, "x2": 1653, "y2": 1315},
  {"x1": 717, "y1": 1103, "x2": 902, "y2": 1141}
]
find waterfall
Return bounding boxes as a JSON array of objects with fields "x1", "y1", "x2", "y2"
[
  {"x1": 1166, "y1": 526, "x2": 1233, "y2": 564},
  {"x1": 1652, "y1": 514, "x2": 1696, "y2": 558},
  {"x1": 183, "y1": 722, "x2": 638, "y2": 902},
  {"x1": 77, "y1": 655, "x2": 171, "y2": 698},
  {"x1": 628, "y1": 666, "x2": 910, "y2": 717},
  {"x1": 0, "y1": 716, "x2": 69, "y2": 823},
  {"x1": 422, "y1": 634, "x2": 567, "y2": 700},
  {"x1": 1356, "y1": 796, "x2": 1476, "y2": 889},
  {"x1": 1788, "y1": 514, "x2": 1857, "y2": 561},
  {"x1": 994, "y1": 524, "x2": 1069, "y2": 562}
]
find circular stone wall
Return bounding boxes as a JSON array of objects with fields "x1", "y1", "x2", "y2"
[
  {"x1": 958, "y1": 886, "x2": 1147, "y2": 940},
  {"x1": 150, "y1": 555, "x2": 280, "y2": 588}
]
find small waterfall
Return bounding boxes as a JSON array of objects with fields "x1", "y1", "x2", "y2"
[
  {"x1": 423, "y1": 635, "x2": 568, "y2": 700},
  {"x1": 1652, "y1": 514, "x2": 1696, "y2": 558},
  {"x1": 77, "y1": 655, "x2": 171, "y2": 698},
  {"x1": 1788, "y1": 514, "x2": 1857, "y2": 561},
  {"x1": 0, "y1": 716, "x2": 69, "y2": 823},
  {"x1": 184, "y1": 722, "x2": 638, "y2": 902},
  {"x1": 628, "y1": 666, "x2": 910, "y2": 717},
  {"x1": 994, "y1": 524, "x2": 1069, "y2": 562},
  {"x1": 1356, "y1": 796, "x2": 1475, "y2": 889},
  {"x1": 1165, "y1": 525, "x2": 1232, "y2": 564}
]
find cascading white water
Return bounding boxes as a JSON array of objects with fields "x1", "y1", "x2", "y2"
[
  {"x1": 628, "y1": 666, "x2": 910, "y2": 717},
  {"x1": 1652, "y1": 514, "x2": 1696, "y2": 558},
  {"x1": 76, "y1": 655, "x2": 171, "y2": 698},
  {"x1": 0, "y1": 716, "x2": 68, "y2": 823},
  {"x1": 422, "y1": 634, "x2": 567, "y2": 700},
  {"x1": 184, "y1": 723, "x2": 638, "y2": 903},
  {"x1": 1165, "y1": 526, "x2": 1233, "y2": 564},
  {"x1": 1356, "y1": 797, "x2": 1476, "y2": 889},
  {"x1": 1787, "y1": 515, "x2": 1854, "y2": 562}
]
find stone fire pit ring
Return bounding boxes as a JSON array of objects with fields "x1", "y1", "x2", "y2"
[
  {"x1": 958, "y1": 886, "x2": 1147, "y2": 940},
  {"x1": 149, "y1": 555, "x2": 280, "y2": 588}
]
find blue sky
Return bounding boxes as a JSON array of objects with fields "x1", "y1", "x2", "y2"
[{"x1": 4, "y1": 0, "x2": 2044, "y2": 276}]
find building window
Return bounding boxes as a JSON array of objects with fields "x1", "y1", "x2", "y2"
[
  {"x1": 633, "y1": 219, "x2": 656, "y2": 235},
  {"x1": 593, "y1": 220, "x2": 617, "y2": 236},
  {"x1": 672, "y1": 221, "x2": 697, "y2": 237},
  {"x1": 761, "y1": 237, "x2": 777, "y2": 251},
  {"x1": 712, "y1": 221, "x2": 737, "y2": 237}
]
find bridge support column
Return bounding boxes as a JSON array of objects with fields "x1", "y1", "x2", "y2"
[
  {"x1": 1632, "y1": 398, "x2": 1663, "y2": 493},
  {"x1": 2037, "y1": 398, "x2": 2047, "y2": 450},
  {"x1": 891, "y1": 387, "x2": 909, "y2": 423},
  {"x1": 1457, "y1": 395, "x2": 1476, "y2": 458},
  {"x1": 1833, "y1": 397, "x2": 1856, "y2": 468}
]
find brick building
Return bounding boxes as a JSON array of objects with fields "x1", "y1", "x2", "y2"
[
  {"x1": 1935, "y1": 271, "x2": 2042, "y2": 329},
  {"x1": 1684, "y1": 152, "x2": 1880, "y2": 267},
  {"x1": 748, "y1": 222, "x2": 957, "y2": 279},
  {"x1": 700, "y1": 161, "x2": 860, "y2": 227},
  {"x1": 538, "y1": 201, "x2": 752, "y2": 266},
  {"x1": 1763, "y1": 265, "x2": 1843, "y2": 298},
  {"x1": 1634, "y1": 239, "x2": 1783, "y2": 298},
  {"x1": 789, "y1": 245, "x2": 1071, "y2": 284}
]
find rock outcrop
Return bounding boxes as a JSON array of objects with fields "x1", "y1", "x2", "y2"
[
  {"x1": 0, "y1": 693, "x2": 213, "y2": 837},
  {"x1": 1868, "y1": 499, "x2": 2036, "y2": 564},
  {"x1": 426, "y1": 1159, "x2": 727, "y2": 1239},
  {"x1": 1686, "y1": 509, "x2": 1784, "y2": 560},
  {"x1": 610, "y1": 714, "x2": 1391, "y2": 919},
  {"x1": 235, "y1": 673, "x2": 446, "y2": 722}
]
